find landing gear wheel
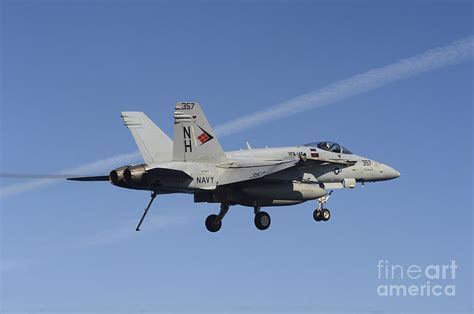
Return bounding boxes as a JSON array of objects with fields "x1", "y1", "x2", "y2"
[
  {"x1": 205, "y1": 214, "x2": 221, "y2": 232},
  {"x1": 254, "y1": 211, "x2": 271, "y2": 230},
  {"x1": 321, "y1": 208, "x2": 331, "y2": 221},
  {"x1": 313, "y1": 209, "x2": 322, "y2": 221}
]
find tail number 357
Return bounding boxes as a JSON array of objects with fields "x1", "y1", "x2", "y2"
[{"x1": 178, "y1": 102, "x2": 195, "y2": 110}]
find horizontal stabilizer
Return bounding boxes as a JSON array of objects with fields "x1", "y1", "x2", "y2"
[{"x1": 67, "y1": 175, "x2": 109, "y2": 181}]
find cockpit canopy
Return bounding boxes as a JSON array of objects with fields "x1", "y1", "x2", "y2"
[{"x1": 304, "y1": 141, "x2": 353, "y2": 154}]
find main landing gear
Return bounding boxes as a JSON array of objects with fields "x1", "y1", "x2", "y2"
[
  {"x1": 205, "y1": 204, "x2": 271, "y2": 232},
  {"x1": 254, "y1": 205, "x2": 271, "y2": 231},
  {"x1": 313, "y1": 191, "x2": 332, "y2": 222},
  {"x1": 205, "y1": 203, "x2": 229, "y2": 232}
]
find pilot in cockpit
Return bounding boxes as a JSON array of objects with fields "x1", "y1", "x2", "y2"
[
  {"x1": 322, "y1": 142, "x2": 331, "y2": 151},
  {"x1": 306, "y1": 141, "x2": 352, "y2": 155}
]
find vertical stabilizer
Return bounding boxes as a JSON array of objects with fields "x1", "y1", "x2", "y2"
[
  {"x1": 172, "y1": 102, "x2": 227, "y2": 163},
  {"x1": 121, "y1": 112, "x2": 173, "y2": 165}
]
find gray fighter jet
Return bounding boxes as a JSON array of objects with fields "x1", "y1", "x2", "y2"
[{"x1": 69, "y1": 102, "x2": 400, "y2": 232}]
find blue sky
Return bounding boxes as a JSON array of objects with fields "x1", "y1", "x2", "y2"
[{"x1": 1, "y1": 1, "x2": 472, "y2": 313}]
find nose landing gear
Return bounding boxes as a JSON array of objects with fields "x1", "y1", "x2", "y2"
[{"x1": 313, "y1": 191, "x2": 332, "y2": 222}]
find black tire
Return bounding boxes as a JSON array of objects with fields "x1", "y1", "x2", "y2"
[
  {"x1": 313, "y1": 209, "x2": 322, "y2": 221},
  {"x1": 254, "y1": 211, "x2": 271, "y2": 230},
  {"x1": 205, "y1": 214, "x2": 221, "y2": 232},
  {"x1": 321, "y1": 208, "x2": 331, "y2": 221}
]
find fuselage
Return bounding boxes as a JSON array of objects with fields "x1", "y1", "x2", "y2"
[
  {"x1": 108, "y1": 143, "x2": 400, "y2": 207},
  {"x1": 69, "y1": 104, "x2": 401, "y2": 231}
]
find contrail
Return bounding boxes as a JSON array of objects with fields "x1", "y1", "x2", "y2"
[
  {"x1": 1, "y1": 36, "x2": 473, "y2": 198},
  {"x1": 0, "y1": 152, "x2": 140, "y2": 198},
  {"x1": 214, "y1": 36, "x2": 474, "y2": 136}
]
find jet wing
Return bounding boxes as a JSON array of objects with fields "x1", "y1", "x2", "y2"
[{"x1": 216, "y1": 159, "x2": 299, "y2": 186}]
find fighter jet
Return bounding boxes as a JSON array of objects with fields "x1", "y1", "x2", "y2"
[{"x1": 68, "y1": 102, "x2": 400, "y2": 232}]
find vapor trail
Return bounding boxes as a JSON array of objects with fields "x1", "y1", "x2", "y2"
[
  {"x1": 0, "y1": 152, "x2": 141, "y2": 198},
  {"x1": 1, "y1": 36, "x2": 473, "y2": 198},
  {"x1": 214, "y1": 36, "x2": 474, "y2": 136}
]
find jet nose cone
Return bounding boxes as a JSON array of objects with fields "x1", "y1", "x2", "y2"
[
  {"x1": 384, "y1": 165, "x2": 400, "y2": 180},
  {"x1": 392, "y1": 169, "x2": 401, "y2": 179}
]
